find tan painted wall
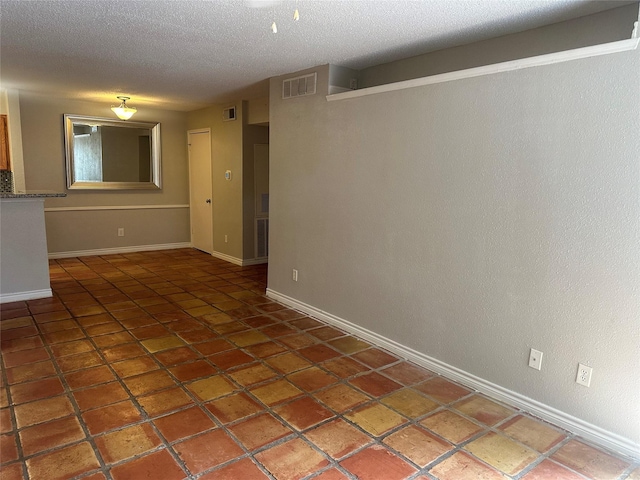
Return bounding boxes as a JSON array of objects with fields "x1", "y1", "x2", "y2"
[
  {"x1": 18, "y1": 93, "x2": 190, "y2": 254},
  {"x1": 187, "y1": 104, "x2": 244, "y2": 259}
]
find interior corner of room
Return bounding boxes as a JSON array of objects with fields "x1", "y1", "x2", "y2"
[{"x1": 1, "y1": 0, "x2": 639, "y2": 464}]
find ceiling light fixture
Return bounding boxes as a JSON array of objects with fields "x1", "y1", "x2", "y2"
[{"x1": 111, "y1": 96, "x2": 137, "y2": 120}]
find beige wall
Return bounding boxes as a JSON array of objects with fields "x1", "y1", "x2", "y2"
[
  {"x1": 268, "y1": 47, "x2": 640, "y2": 449},
  {"x1": 360, "y1": 4, "x2": 638, "y2": 88},
  {"x1": 188, "y1": 104, "x2": 244, "y2": 259},
  {"x1": 187, "y1": 102, "x2": 269, "y2": 262},
  {"x1": 18, "y1": 93, "x2": 190, "y2": 254}
]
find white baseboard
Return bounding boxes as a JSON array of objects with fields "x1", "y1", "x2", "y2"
[
  {"x1": 210, "y1": 251, "x2": 268, "y2": 267},
  {"x1": 48, "y1": 243, "x2": 192, "y2": 259},
  {"x1": 266, "y1": 288, "x2": 640, "y2": 461},
  {"x1": 0, "y1": 288, "x2": 52, "y2": 304}
]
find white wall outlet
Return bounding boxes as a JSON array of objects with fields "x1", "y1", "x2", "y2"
[
  {"x1": 576, "y1": 363, "x2": 593, "y2": 387},
  {"x1": 224, "y1": 235, "x2": 228, "y2": 243},
  {"x1": 117, "y1": 228, "x2": 124, "y2": 237},
  {"x1": 528, "y1": 348, "x2": 543, "y2": 370},
  {"x1": 292, "y1": 269, "x2": 298, "y2": 282}
]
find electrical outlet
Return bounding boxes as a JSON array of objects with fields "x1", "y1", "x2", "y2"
[
  {"x1": 292, "y1": 269, "x2": 298, "y2": 282},
  {"x1": 576, "y1": 363, "x2": 593, "y2": 387},
  {"x1": 117, "y1": 228, "x2": 124, "y2": 237},
  {"x1": 224, "y1": 235, "x2": 228, "y2": 243},
  {"x1": 528, "y1": 348, "x2": 543, "y2": 370}
]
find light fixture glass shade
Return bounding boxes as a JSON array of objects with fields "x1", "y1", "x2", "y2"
[{"x1": 111, "y1": 96, "x2": 137, "y2": 120}]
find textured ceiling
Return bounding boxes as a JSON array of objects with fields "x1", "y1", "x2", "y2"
[{"x1": 0, "y1": 0, "x2": 630, "y2": 111}]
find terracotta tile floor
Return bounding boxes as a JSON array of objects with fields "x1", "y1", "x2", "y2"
[{"x1": 0, "y1": 248, "x2": 638, "y2": 480}]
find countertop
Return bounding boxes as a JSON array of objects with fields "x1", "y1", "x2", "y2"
[{"x1": 0, "y1": 191, "x2": 67, "y2": 198}]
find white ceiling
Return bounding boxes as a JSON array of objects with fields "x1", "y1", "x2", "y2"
[{"x1": 0, "y1": 0, "x2": 631, "y2": 111}]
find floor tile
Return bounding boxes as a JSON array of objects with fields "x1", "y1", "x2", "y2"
[
  {"x1": 328, "y1": 336, "x2": 371, "y2": 354},
  {"x1": 174, "y1": 429, "x2": 244, "y2": 475},
  {"x1": 464, "y1": 431, "x2": 539, "y2": 476},
  {"x1": 311, "y1": 468, "x2": 350, "y2": 480},
  {"x1": 304, "y1": 418, "x2": 372, "y2": 459},
  {"x1": 73, "y1": 381, "x2": 129, "y2": 411},
  {"x1": 186, "y1": 375, "x2": 236, "y2": 401},
  {"x1": 340, "y1": 445, "x2": 417, "y2": 480},
  {"x1": 314, "y1": 383, "x2": 369, "y2": 412},
  {"x1": 140, "y1": 335, "x2": 186, "y2": 353},
  {"x1": 81, "y1": 400, "x2": 142, "y2": 435},
  {"x1": 498, "y1": 415, "x2": 566, "y2": 452},
  {"x1": 20, "y1": 417, "x2": 85, "y2": 456},
  {"x1": 95, "y1": 423, "x2": 162, "y2": 464},
  {"x1": 65, "y1": 365, "x2": 115, "y2": 389},
  {"x1": 198, "y1": 457, "x2": 269, "y2": 480},
  {"x1": 521, "y1": 459, "x2": 587, "y2": 480},
  {"x1": 49, "y1": 340, "x2": 93, "y2": 358},
  {"x1": 429, "y1": 451, "x2": 507, "y2": 480},
  {"x1": 229, "y1": 363, "x2": 277, "y2": 386},
  {"x1": 153, "y1": 405, "x2": 216, "y2": 442},
  {"x1": 384, "y1": 425, "x2": 453, "y2": 467},
  {"x1": 0, "y1": 408, "x2": 13, "y2": 433},
  {"x1": 323, "y1": 356, "x2": 371, "y2": 379},
  {"x1": 420, "y1": 409, "x2": 484, "y2": 444},
  {"x1": 453, "y1": 395, "x2": 514, "y2": 426},
  {"x1": 0, "y1": 462, "x2": 24, "y2": 480},
  {"x1": 274, "y1": 396, "x2": 334, "y2": 431},
  {"x1": 25, "y1": 442, "x2": 100, "y2": 480},
  {"x1": 205, "y1": 392, "x2": 264, "y2": 423},
  {"x1": 381, "y1": 362, "x2": 435, "y2": 385},
  {"x1": 101, "y1": 343, "x2": 147, "y2": 362},
  {"x1": 14, "y1": 395, "x2": 75, "y2": 428},
  {"x1": 279, "y1": 333, "x2": 318, "y2": 350},
  {"x1": 265, "y1": 352, "x2": 311, "y2": 374},
  {"x1": 55, "y1": 350, "x2": 104, "y2": 372},
  {"x1": 123, "y1": 370, "x2": 177, "y2": 396},
  {"x1": 228, "y1": 412, "x2": 294, "y2": 450},
  {"x1": 381, "y1": 388, "x2": 439, "y2": 419},
  {"x1": 111, "y1": 356, "x2": 159, "y2": 378},
  {"x1": 109, "y1": 448, "x2": 186, "y2": 480},
  {"x1": 349, "y1": 371, "x2": 403, "y2": 397},
  {"x1": 2, "y1": 347, "x2": 50, "y2": 368},
  {"x1": 138, "y1": 387, "x2": 193, "y2": 417},
  {"x1": 308, "y1": 326, "x2": 345, "y2": 341},
  {"x1": 249, "y1": 379, "x2": 304, "y2": 406},
  {"x1": 10, "y1": 377, "x2": 64, "y2": 404},
  {"x1": 154, "y1": 346, "x2": 201, "y2": 366},
  {"x1": 1, "y1": 433, "x2": 19, "y2": 464},
  {"x1": 298, "y1": 344, "x2": 341, "y2": 363},
  {"x1": 551, "y1": 439, "x2": 631, "y2": 479},
  {"x1": 168, "y1": 359, "x2": 217, "y2": 382},
  {"x1": 208, "y1": 349, "x2": 254, "y2": 369},
  {"x1": 345, "y1": 402, "x2": 407, "y2": 436},
  {"x1": 352, "y1": 348, "x2": 399, "y2": 368},
  {"x1": 287, "y1": 366, "x2": 339, "y2": 392},
  {"x1": 256, "y1": 437, "x2": 329, "y2": 480},
  {"x1": 414, "y1": 376, "x2": 471, "y2": 404}
]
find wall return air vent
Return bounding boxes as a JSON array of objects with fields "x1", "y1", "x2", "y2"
[
  {"x1": 282, "y1": 72, "x2": 317, "y2": 99},
  {"x1": 223, "y1": 106, "x2": 236, "y2": 121}
]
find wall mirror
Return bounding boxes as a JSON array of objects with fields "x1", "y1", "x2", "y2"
[{"x1": 64, "y1": 114, "x2": 161, "y2": 190}]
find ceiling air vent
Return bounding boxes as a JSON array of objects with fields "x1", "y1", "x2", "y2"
[
  {"x1": 223, "y1": 106, "x2": 236, "y2": 121},
  {"x1": 282, "y1": 72, "x2": 317, "y2": 99}
]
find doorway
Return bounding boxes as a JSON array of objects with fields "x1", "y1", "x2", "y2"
[{"x1": 188, "y1": 129, "x2": 213, "y2": 254}]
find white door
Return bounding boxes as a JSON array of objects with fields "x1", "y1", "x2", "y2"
[{"x1": 188, "y1": 129, "x2": 213, "y2": 254}]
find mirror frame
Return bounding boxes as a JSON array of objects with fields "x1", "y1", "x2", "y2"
[{"x1": 64, "y1": 114, "x2": 162, "y2": 190}]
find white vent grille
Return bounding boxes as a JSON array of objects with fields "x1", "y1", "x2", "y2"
[
  {"x1": 223, "y1": 106, "x2": 236, "y2": 121},
  {"x1": 282, "y1": 73, "x2": 317, "y2": 99},
  {"x1": 256, "y1": 218, "x2": 269, "y2": 258}
]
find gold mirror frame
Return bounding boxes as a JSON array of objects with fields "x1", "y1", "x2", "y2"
[{"x1": 64, "y1": 114, "x2": 161, "y2": 190}]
